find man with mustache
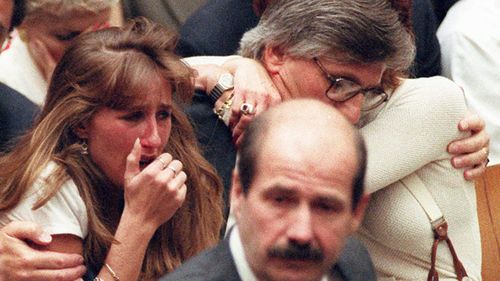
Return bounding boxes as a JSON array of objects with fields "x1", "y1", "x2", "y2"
[{"x1": 161, "y1": 99, "x2": 372, "y2": 281}]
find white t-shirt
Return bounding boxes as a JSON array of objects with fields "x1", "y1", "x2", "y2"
[
  {"x1": 437, "y1": 0, "x2": 500, "y2": 165},
  {"x1": 0, "y1": 162, "x2": 88, "y2": 238},
  {"x1": 0, "y1": 35, "x2": 47, "y2": 106}
]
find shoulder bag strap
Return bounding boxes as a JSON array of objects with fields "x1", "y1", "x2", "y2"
[{"x1": 401, "y1": 174, "x2": 469, "y2": 281}]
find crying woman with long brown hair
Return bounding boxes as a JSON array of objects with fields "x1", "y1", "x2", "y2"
[{"x1": 0, "y1": 17, "x2": 223, "y2": 281}]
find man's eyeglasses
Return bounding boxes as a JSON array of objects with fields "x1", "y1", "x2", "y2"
[
  {"x1": 0, "y1": 25, "x2": 12, "y2": 53},
  {"x1": 313, "y1": 58, "x2": 388, "y2": 111}
]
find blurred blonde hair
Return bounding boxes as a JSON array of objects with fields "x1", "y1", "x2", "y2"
[{"x1": 25, "y1": 0, "x2": 117, "y2": 17}]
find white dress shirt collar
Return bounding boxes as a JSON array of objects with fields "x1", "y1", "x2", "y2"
[{"x1": 228, "y1": 225, "x2": 330, "y2": 281}]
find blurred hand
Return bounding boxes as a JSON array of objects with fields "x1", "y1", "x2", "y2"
[
  {"x1": 448, "y1": 112, "x2": 490, "y2": 180},
  {"x1": 28, "y1": 39, "x2": 57, "y2": 82},
  {"x1": 123, "y1": 139, "x2": 187, "y2": 230},
  {"x1": 0, "y1": 221, "x2": 85, "y2": 281}
]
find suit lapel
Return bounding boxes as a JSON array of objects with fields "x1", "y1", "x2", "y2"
[{"x1": 214, "y1": 237, "x2": 244, "y2": 281}]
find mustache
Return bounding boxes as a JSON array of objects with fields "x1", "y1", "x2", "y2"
[{"x1": 268, "y1": 242, "x2": 324, "y2": 262}]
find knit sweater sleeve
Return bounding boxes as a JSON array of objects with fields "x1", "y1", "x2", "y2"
[{"x1": 360, "y1": 77, "x2": 469, "y2": 194}]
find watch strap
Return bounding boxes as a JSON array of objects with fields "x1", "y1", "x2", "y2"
[
  {"x1": 210, "y1": 84, "x2": 226, "y2": 104},
  {"x1": 209, "y1": 73, "x2": 234, "y2": 104}
]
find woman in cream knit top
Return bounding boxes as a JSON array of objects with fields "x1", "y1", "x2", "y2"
[{"x1": 358, "y1": 76, "x2": 481, "y2": 280}]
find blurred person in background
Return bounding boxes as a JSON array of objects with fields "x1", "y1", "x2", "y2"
[
  {"x1": 1, "y1": 4, "x2": 85, "y2": 281},
  {"x1": 0, "y1": 0, "x2": 39, "y2": 151},
  {"x1": 0, "y1": 0, "x2": 115, "y2": 107},
  {"x1": 438, "y1": 0, "x2": 500, "y2": 165}
]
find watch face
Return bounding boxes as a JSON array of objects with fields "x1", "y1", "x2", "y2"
[{"x1": 219, "y1": 73, "x2": 234, "y2": 88}]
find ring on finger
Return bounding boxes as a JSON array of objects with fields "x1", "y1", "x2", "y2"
[
  {"x1": 157, "y1": 158, "x2": 168, "y2": 170},
  {"x1": 240, "y1": 103, "x2": 255, "y2": 115},
  {"x1": 167, "y1": 166, "x2": 178, "y2": 176}
]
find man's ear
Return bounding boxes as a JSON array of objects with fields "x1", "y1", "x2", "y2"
[
  {"x1": 349, "y1": 194, "x2": 370, "y2": 233},
  {"x1": 230, "y1": 168, "x2": 244, "y2": 221},
  {"x1": 261, "y1": 45, "x2": 286, "y2": 74},
  {"x1": 73, "y1": 122, "x2": 89, "y2": 139}
]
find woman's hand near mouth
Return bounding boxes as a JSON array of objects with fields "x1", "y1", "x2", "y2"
[{"x1": 122, "y1": 138, "x2": 187, "y2": 234}]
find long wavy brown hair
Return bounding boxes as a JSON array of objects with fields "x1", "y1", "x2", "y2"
[{"x1": 0, "y1": 17, "x2": 223, "y2": 280}]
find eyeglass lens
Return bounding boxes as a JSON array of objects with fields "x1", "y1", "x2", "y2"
[{"x1": 327, "y1": 78, "x2": 386, "y2": 110}]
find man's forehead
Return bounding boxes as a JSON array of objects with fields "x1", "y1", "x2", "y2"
[
  {"x1": 259, "y1": 182, "x2": 350, "y2": 204},
  {"x1": 251, "y1": 149, "x2": 354, "y2": 206}
]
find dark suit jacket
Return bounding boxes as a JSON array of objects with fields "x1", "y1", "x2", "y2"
[
  {"x1": 159, "y1": 236, "x2": 376, "y2": 281},
  {"x1": 176, "y1": 0, "x2": 259, "y2": 57},
  {"x1": 185, "y1": 91, "x2": 236, "y2": 217},
  {"x1": 431, "y1": 0, "x2": 459, "y2": 24},
  {"x1": 177, "y1": 0, "x2": 441, "y2": 77},
  {"x1": 0, "y1": 83, "x2": 39, "y2": 152},
  {"x1": 411, "y1": 0, "x2": 442, "y2": 77},
  {"x1": 121, "y1": 0, "x2": 206, "y2": 31}
]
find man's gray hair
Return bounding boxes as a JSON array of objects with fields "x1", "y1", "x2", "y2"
[{"x1": 239, "y1": 0, "x2": 415, "y2": 74}]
